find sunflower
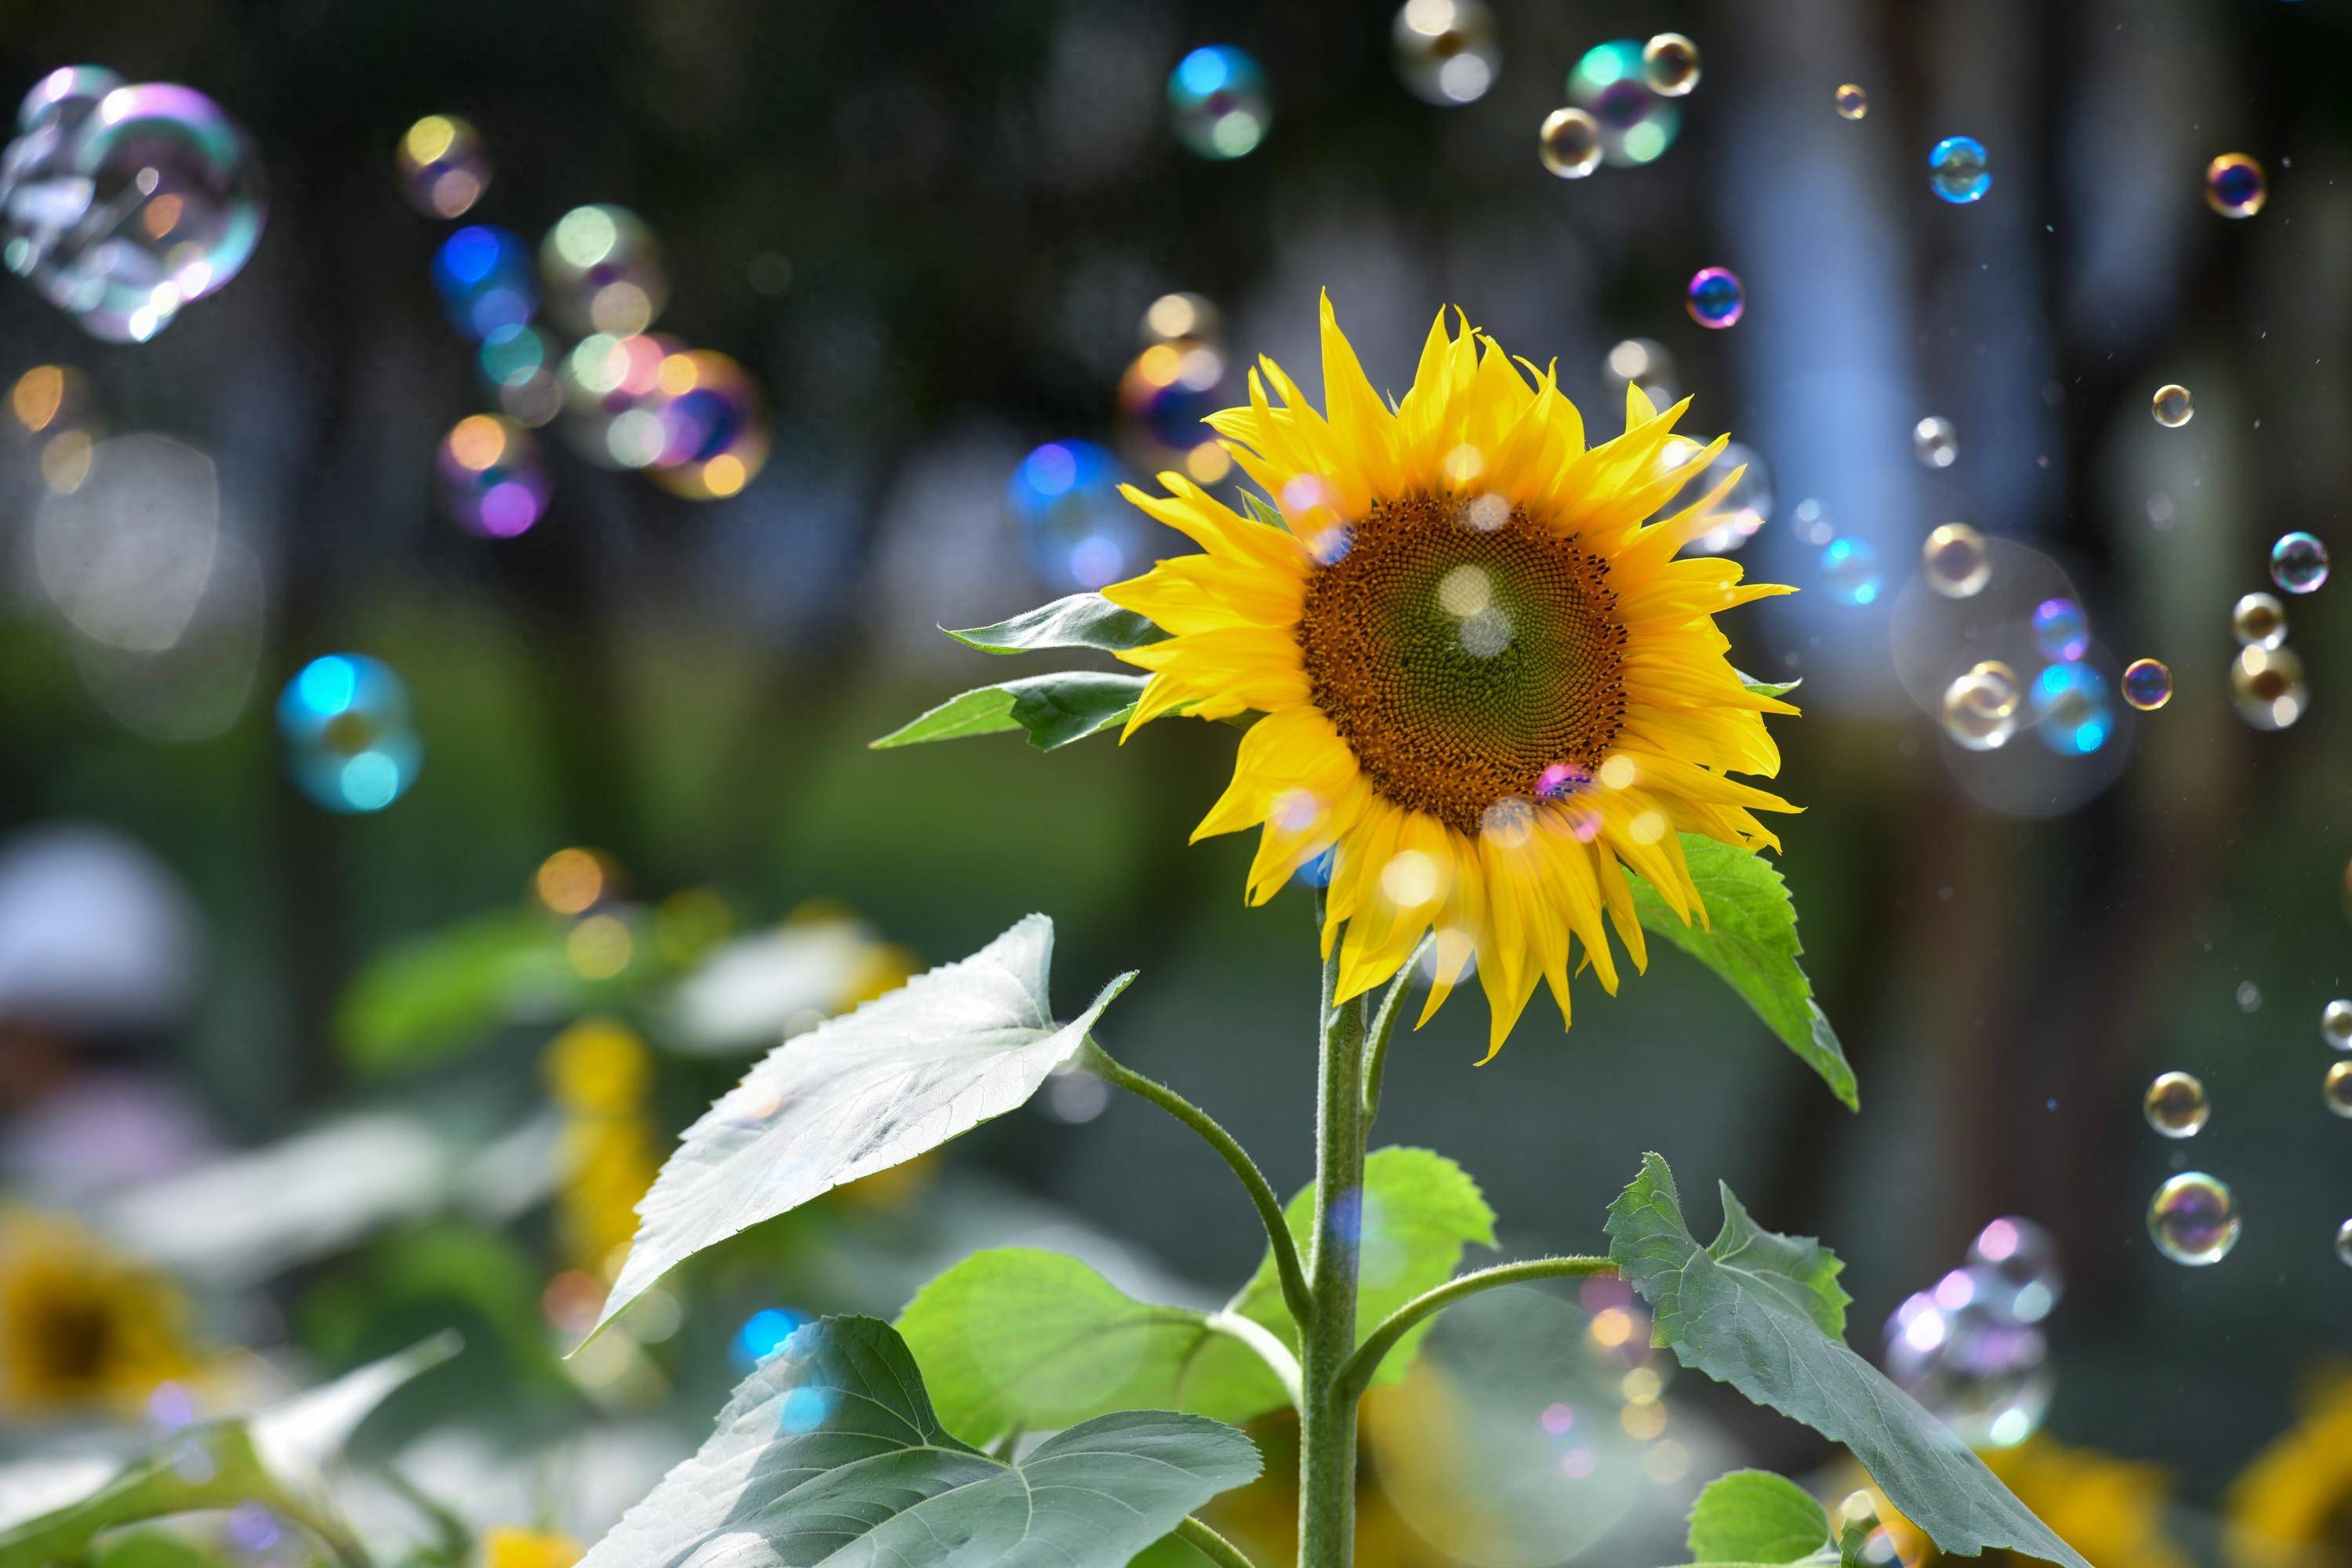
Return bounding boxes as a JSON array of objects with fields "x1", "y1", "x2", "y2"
[
  {"x1": 1849, "y1": 1435, "x2": 2193, "y2": 1568},
  {"x1": 1105, "y1": 295, "x2": 1798, "y2": 1052},
  {"x1": 2223, "y1": 1365, "x2": 2352, "y2": 1568},
  {"x1": 0, "y1": 1207, "x2": 198, "y2": 1417}
]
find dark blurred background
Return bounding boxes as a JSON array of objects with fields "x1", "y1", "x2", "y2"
[{"x1": 3, "y1": 0, "x2": 2351, "y2": 1559}]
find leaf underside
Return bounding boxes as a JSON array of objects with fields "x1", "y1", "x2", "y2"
[
  {"x1": 1685, "y1": 1468, "x2": 1834, "y2": 1564},
  {"x1": 871, "y1": 671, "x2": 1149, "y2": 751},
  {"x1": 945, "y1": 592, "x2": 1171, "y2": 655}
]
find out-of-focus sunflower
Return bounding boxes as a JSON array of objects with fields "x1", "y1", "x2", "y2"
[
  {"x1": 0, "y1": 1207, "x2": 197, "y2": 1417},
  {"x1": 479, "y1": 1526, "x2": 582, "y2": 1568},
  {"x1": 544, "y1": 1018, "x2": 663, "y2": 1277},
  {"x1": 1106, "y1": 295, "x2": 1796, "y2": 1054},
  {"x1": 1852, "y1": 1433, "x2": 2191, "y2": 1568},
  {"x1": 2224, "y1": 1365, "x2": 2352, "y2": 1568}
]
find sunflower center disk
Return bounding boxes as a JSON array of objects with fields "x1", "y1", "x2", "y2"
[{"x1": 1296, "y1": 493, "x2": 1626, "y2": 836}]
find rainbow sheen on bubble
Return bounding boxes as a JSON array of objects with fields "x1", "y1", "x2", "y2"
[
  {"x1": 1168, "y1": 46, "x2": 1269, "y2": 160},
  {"x1": 2121, "y1": 658, "x2": 2172, "y2": 710},
  {"x1": 1923, "y1": 522, "x2": 1989, "y2": 597},
  {"x1": 2030, "y1": 597, "x2": 2089, "y2": 662},
  {"x1": 1008, "y1": 439, "x2": 1141, "y2": 592},
  {"x1": 1821, "y1": 535, "x2": 1882, "y2": 606},
  {"x1": 433, "y1": 224, "x2": 536, "y2": 340},
  {"x1": 2151, "y1": 383, "x2": 2193, "y2": 428},
  {"x1": 2029, "y1": 662, "x2": 2112, "y2": 756},
  {"x1": 1537, "y1": 108, "x2": 1602, "y2": 180},
  {"x1": 542, "y1": 204, "x2": 667, "y2": 337},
  {"x1": 645, "y1": 347, "x2": 769, "y2": 500},
  {"x1": 1392, "y1": 0, "x2": 1501, "y2": 106},
  {"x1": 438, "y1": 413, "x2": 550, "y2": 538},
  {"x1": 278, "y1": 654, "x2": 423, "y2": 814},
  {"x1": 1685, "y1": 266, "x2": 1742, "y2": 328},
  {"x1": 2270, "y1": 531, "x2": 2328, "y2": 593},
  {"x1": 560, "y1": 331, "x2": 675, "y2": 468},
  {"x1": 2205, "y1": 153, "x2": 2267, "y2": 218},
  {"x1": 2231, "y1": 592, "x2": 2286, "y2": 649},
  {"x1": 1882, "y1": 1265, "x2": 2051, "y2": 1449},
  {"x1": 2143, "y1": 1071, "x2": 2207, "y2": 1138},
  {"x1": 1566, "y1": 40, "x2": 1680, "y2": 167},
  {"x1": 1929, "y1": 135, "x2": 1991, "y2": 203},
  {"x1": 2148, "y1": 1171, "x2": 2239, "y2": 1265},
  {"x1": 395, "y1": 114, "x2": 489, "y2": 220},
  {"x1": 2231, "y1": 644, "x2": 2307, "y2": 730}
]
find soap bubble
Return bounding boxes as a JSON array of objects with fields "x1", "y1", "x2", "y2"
[
  {"x1": 2143, "y1": 1071, "x2": 2209, "y2": 1138},
  {"x1": 1923, "y1": 523, "x2": 1990, "y2": 597},
  {"x1": 278, "y1": 655, "x2": 423, "y2": 814},
  {"x1": 1835, "y1": 84, "x2": 1867, "y2": 120},
  {"x1": 1821, "y1": 536, "x2": 1882, "y2": 606},
  {"x1": 2269, "y1": 531, "x2": 2328, "y2": 593},
  {"x1": 1966, "y1": 1216, "x2": 2063, "y2": 1321},
  {"x1": 2231, "y1": 644, "x2": 2307, "y2": 730},
  {"x1": 1168, "y1": 46, "x2": 1269, "y2": 160},
  {"x1": 2328, "y1": 1062, "x2": 2352, "y2": 1118},
  {"x1": 1912, "y1": 416, "x2": 1958, "y2": 470},
  {"x1": 1392, "y1": 0, "x2": 1501, "y2": 106},
  {"x1": 2122, "y1": 659, "x2": 2172, "y2": 710},
  {"x1": 2030, "y1": 597, "x2": 2089, "y2": 662},
  {"x1": 433, "y1": 224, "x2": 536, "y2": 340},
  {"x1": 1119, "y1": 339, "x2": 1227, "y2": 453},
  {"x1": 1929, "y1": 135, "x2": 1991, "y2": 203},
  {"x1": 1940, "y1": 663, "x2": 2019, "y2": 751},
  {"x1": 1789, "y1": 497, "x2": 1835, "y2": 546},
  {"x1": 1882, "y1": 1266, "x2": 2052, "y2": 1448},
  {"x1": 646, "y1": 348, "x2": 769, "y2": 500},
  {"x1": 2148, "y1": 1172, "x2": 2239, "y2": 1265},
  {"x1": 5, "y1": 76, "x2": 267, "y2": 342},
  {"x1": 559, "y1": 331, "x2": 675, "y2": 468},
  {"x1": 1602, "y1": 339, "x2": 1676, "y2": 407},
  {"x1": 1537, "y1": 108, "x2": 1602, "y2": 179},
  {"x1": 1566, "y1": 40, "x2": 1680, "y2": 167},
  {"x1": 1142, "y1": 292, "x2": 1221, "y2": 347},
  {"x1": 2322, "y1": 999, "x2": 2352, "y2": 1051},
  {"x1": 2205, "y1": 153, "x2": 2267, "y2": 218},
  {"x1": 2029, "y1": 662, "x2": 2113, "y2": 755},
  {"x1": 8, "y1": 363, "x2": 103, "y2": 491},
  {"x1": 2337, "y1": 1220, "x2": 2352, "y2": 1269},
  {"x1": 1657, "y1": 437, "x2": 1769, "y2": 554},
  {"x1": 1685, "y1": 266, "x2": 1742, "y2": 328},
  {"x1": 1640, "y1": 34, "x2": 1700, "y2": 97},
  {"x1": 2151, "y1": 384, "x2": 2193, "y2": 428},
  {"x1": 1008, "y1": 439, "x2": 1142, "y2": 591},
  {"x1": 438, "y1": 414, "x2": 550, "y2": 538},
  {"x1": 541, "y1": 204, "x2": 666, "y2": 337},
  {"x1": 394, "y1": 114, "x2": 489, "y2": 220},
  {"x1": 2230, "y1": 592, "x2": 2286, "y2": 648}
]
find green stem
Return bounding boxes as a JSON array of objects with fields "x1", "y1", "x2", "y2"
[
  {"x1": 1331, "y1": 1256, "x2": 1617, "y2": 1405},
  {"x1": 1175, "y1": 1515, "x2": 1258, "y2": 1568},
  {"x1": 1359, "y1": 933, "x2": 1431, "y2": 1124},
  {"x1": 1298, "y1": 898, "x2": 1370, "y2": 1568},
  {"x1": 1080, "y1": 1039, "x2": 1313, "y2": 1332}
]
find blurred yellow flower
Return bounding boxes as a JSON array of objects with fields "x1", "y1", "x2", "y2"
[
  {"x1": 0, "y1": 1208, "x2": 197, "y2": 1417},
  {"x1": 545, "y1": 1018, "x2": 662, "y2": 1276},
  {"x1": 1856, "y1": 1433, "x2": 2190, "y2": 1568},
  {"x1": 479, "y1": 1526, "x2": 581, "y2": 1568},
  {"x1": 2226, "y1": 1365, "x2": 2352, "y2": 1568},
  {"x1": 1105, "y1": 295, "x2": 1796, "y2": 1054}
]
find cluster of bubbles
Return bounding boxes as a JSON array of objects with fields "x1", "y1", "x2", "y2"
[
  {"x1": 2205, "y1": 153, "x2": 2267, "y2": 219},
  {"x1": 1167, "y1": 47, "x2": 1269, "y2": 160},
  {"x1": 1880, "y1": 1217, "x2": 2059, "y2": 1448},
  {"x1": 0, "y1": 67, "x2": 267, "y2": 340},
  {"x1": 1392, "y1": 0, "x2": 1501, "y2": 107},
  {"x1": 1928, "y1": 135, "x2": 1991, "y2": 204},
  {"x1": 1541, "y1": 38, "x2": 1687, "y2": 178},
  {"x1": 276, "y1": 655, "x2": 423, "y2": 813},
  {"x1": 1684, "y1": 266, "x2": 1742, "y2": 328},
  {"x1": 1115, "y1": 291, "x2": 1232, "y2": 482},
  {"x1": 2223, "y1": 529, "x2": 2323, "y2": 730}
]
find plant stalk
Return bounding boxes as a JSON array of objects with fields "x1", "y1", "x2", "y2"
[{"x1": 1298, "y1": 898, "x2": 1370, "y2": 1568}]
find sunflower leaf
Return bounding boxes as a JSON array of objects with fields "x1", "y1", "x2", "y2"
[
  {"x1": 1686, "y1": 1470, "x2": 1834, "y2": 1563},
  {"x1": 1628, "y1": 835, "x2": 1856, "y2": 1110},
  {"x1": 945, "y1": 593, "x2": 1170, "y2": 655},
  {"x1": 578, "y1": 1316, "x2": 1259, "y2": 1568},
  {"x1": 586, "y1": 916, "x2": 1131, "y2": 1341},
  {"x1": 1237, "y1": 490, "x2": 1289, "y2": 532},
  {"x1": 871, "y1": 672, "x2": 1149, "y2": 751},
  {"x1": 1740, "y1": 675, "x2": 1803, "y2": 699},
  {"x1": 1606, "y1": 1155, "x2": 2092, "y2": 1568}
]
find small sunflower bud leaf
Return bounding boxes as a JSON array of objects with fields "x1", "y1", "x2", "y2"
[
  {"x1": 945, "y1": 593, "x2": 1171, "y2": 655},
  {"x1": 1606, "y1": 1156, "x2": 2092, "y2": 1568},
  {"x1": 1628, "y1": 836, "x2": 1856, "y2": 1110},
  {"x1": 578, "y1": 1316, "x2": 1258, "y2": 1568},
  {"x1": 1685, "y1": 1469, "x2": 1834, "y2": 1564},
  {"x1": 871, "y1": 673, "x2": 1149, "y2": 751}
]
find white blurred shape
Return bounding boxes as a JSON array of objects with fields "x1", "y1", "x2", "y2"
[
  {"x1": 0, "y1": 822, "x2": 201, "y2": 1033},
  {"x1": 30, "y1": 432, "x2": 220, "y2": 650}
]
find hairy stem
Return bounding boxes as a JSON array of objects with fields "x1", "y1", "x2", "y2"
[
  {"x1": 1175, "y1": 1515, "x2": 1258, "y2": 1568},
  {"x1": 1332, "y1": 1255, "x2": 1617, "y2": 1405},
  {"x1": 1359, "y1": 933, "x2": 1431, "y2": 1124},
  {"x1": 1079, "y1": 1039, "x2": 1313, "y2": 1330},
  {"x1": 1298, "y1": 898, "x2": 1370, "y2": 1568}
]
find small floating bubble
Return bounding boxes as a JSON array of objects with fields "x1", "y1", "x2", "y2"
[
  {"x1": 2337, "y1": 1219, "x2": 2352, "y2": 1268},
  {"x1": 2151, "y1": 384, "x2": 2194, "y2": 428},
  {"x1": 2231, "y1": 592, "x2": 2287, "y2": 648},
  {"x1": 1835, "y1": 83, "x2": 1867, "y2": 120},
  {"x1": 1923, "y1": 522, "x2": 1990, "y2": 597},
  {"x1": 2147, "y1": 1172, "x2": 2240, "y2": 1265},
  {"x1": 1789, "y1": 497, "x2": 1835, "y2": 546},
  {"x1": 2205, "y1": 153, "x2": 2267, "y2": 218},
  {"x1": 2270, "y1": 531, "x2": 2328, "y2": 593},
  {"x1": 1566, "y1": 39, "x2": 1681, "y2": 167},
  {"x1": 1537, "y1": 107, "x2": 1602, "y2": 179},
  {"x1": 1641, "y1": 34, "x2": 1700, "y2": 97},
  {"x1": 1685, "y1": 266, "x2": 1743, "y2": 328},
  {"x1": 1940, "y1": 667, "x2": 2018, "y2": 750},
  {"x1": 2322, "y1": 999, "x2": 2352, "y2": 1051},
  {"x1": 541, "y1": 205, "x2": 667, "y2": 337},
  {"x1": 1929, "y1": 136, "x2": 1991, "y2": 203},
  {"x1": 1912, "y1": 416, "x2": 1958, "y2": 470},
  {"x1": 2121, "y1": 659, "x2": 2172, "y2": 710},
  {"x1": 278, "y1": 654, "x2": 423, "y2": 813},
  {"x1": 1392, "y1": 0, "x2": 1502, "y2": 106},
  {"x1": 394, "y1": 114, "x2": 490, "y2": 220},
  {"x1": 1603, "y1": 338, "x2": 1676, "y2": 405},
  {"x1": 2030, "y1": 662, "x2": 2113, "y2": 756},
  {"x1": 2327, "y1": 1062, "x2": 2352, "y2": 1118},
  {"x1": 2143, "y1": 1071, "x2": 2209, "y2": 1138},
  {"x1": 2231, "y1": 644, "x2": 2307, "y2": 730},
  {"x1": 2030, "y1": 598, "x2": 2089, "y2": 662},
  {"x1": 1821, "y1": 535, "x2": 1882, "y2": 606},
  {"x1": 1169, "y1": 45, "x2": 1271, "y2": 160}
]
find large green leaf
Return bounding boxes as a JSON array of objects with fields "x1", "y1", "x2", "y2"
[
  {"x1": 1685, "y1": 1470, "x2": 1832, "y2": 1564},
  {"x1": 1628, "y1": 835, "x2": 1856, "y2": 1110},
  {"x1": 870, "y1": 672, "x2": 1148, "y2": 751},
  {"x1": 333, "y1": 910, "x2": 583, "y2": 1073},
  {"x1": 590, "y1": 916, "x2": 1132, "y2": 1338},
  {"x1": 1605, "y1": 1156, "x2": 2089, "y2": 1568},
  {"x1": 898, "y1": 1147, "x2": 1495, "y2": 1442},
  {"x1": 945, "y1": 593, "x2": 1169, "y2": 655},
  {"x1": 577, "y1": 1316, "x2": 1258, "y2": 1568}
]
